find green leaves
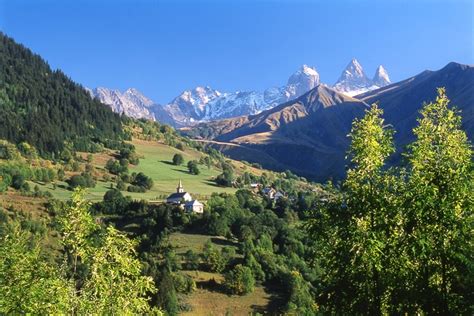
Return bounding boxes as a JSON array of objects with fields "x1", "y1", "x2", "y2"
[
  {"x1": 0, "y1": 224, "x2": 74, "y2": 314},
  {"x1": 308, "y1": 89, "x2": 474, "y2": 314},
  {"x1": 56, "y1": 189, "x2": 159, "y2": 314}
]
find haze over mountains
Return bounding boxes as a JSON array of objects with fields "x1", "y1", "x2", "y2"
[{"x1": 89, "y1": 59, "x2": 390, "y2": 126}]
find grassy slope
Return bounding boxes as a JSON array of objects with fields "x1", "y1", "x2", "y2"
[
  {"x1": 169, "y1": 232, "x2": 282, "y2": 315},
  {"x1": 34, "y1": 139, "x2": 238, "y2": 202}
]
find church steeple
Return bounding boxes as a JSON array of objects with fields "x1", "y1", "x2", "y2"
[{"x1": 177, "y1": 179, "x2": 184, "y2": 193}]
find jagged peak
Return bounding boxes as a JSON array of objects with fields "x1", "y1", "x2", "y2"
[
  {"x1": 341, "y1": 58, "x2": 367, "y2": 79},
  {"x1": 373, "y1": 65, "x2": 391, "y2": 86}
]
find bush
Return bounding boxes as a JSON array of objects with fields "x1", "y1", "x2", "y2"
[
  {"x1": 183, "y1": 250, "x2": 200, "y2": 270},
  {"x1": 133, "y1": 172, "x2": 153, "y2": 190},
  {"x1": 67, "y1": 173, "x2": 95, "y2": 189},
  {"x1": 127, "y1": 185, "x2": 146, "y2": 193},
  {"x1": 0, "y1": 173, "x2": 12, "y2": 192},
  {"x1": 202, "y1": 240, "x2": 225, "y2": 273},
  {"x1": 216, "y1": 163, "x2": 234, "y2": 187},
  {"x1": 172, "y1": 153, "x2": 184, "y2": 166},
  {"x1": 105, "y1": 158, "x2": 128, "y2": 175},
  {"x1": 104, "y1": 189, "x2": 124, "y2": 202},
  {"x1": 224, "y1": 264, "x2": 255, "y2": 295},
  {"x1": 187, "y1": 160, "x2": 200, "y2": 175},
  {"x1": 116, "y1": 180, "x2": 126, "y2": 191},
  {"x1": 11, "y1": 174, "x2": 26, "y2": 190},
  {"x1": 67, "y1": 175, "x2": 86, "y2": 189},
  {"x1": 172, "y1": 273, "x2": 196, "y2": 294}
]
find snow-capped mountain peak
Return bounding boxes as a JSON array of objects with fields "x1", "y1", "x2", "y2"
[
  {"x1": 164, "y1": 86, "x2": 222, "y2": 123},
  {"x1": 286, "y1": 64, "x2": 320, "y2": 97},
  {"x1": 337, "y1": 58, "x2": 370, "y2": 83},
  {"x1": 88, "y1": 87, "x2": 156, "y2": 120},
  {"x1": 372, "y1": 65, "x2": 391, "y2": 86},
  {"x1": 333, "y1": 59, "x2": 390, "y2": 96}
]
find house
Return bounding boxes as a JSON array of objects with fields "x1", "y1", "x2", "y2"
[
  {"x1": 184, "y1": 200, "x2": 204, "y2": 213},
  {"x1": 274, "y1": 191, "x2": 285, "y2": 201},
  {"x1": 166, "y1": 180, "x2": 192, "y2": 204},
  {"x1": 262, "y1": 187, "x2": 276, "y2": 199}
]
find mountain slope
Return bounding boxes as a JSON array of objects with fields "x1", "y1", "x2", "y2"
[
  {"x1": 0, "y1": 33, "x2": 124, "y2": 156},
  {"x1": 188, "y1": 62, "x2": 474, "y2": 181},
  {"x1": 360, "y1": 62, "x2": 474, "y2": 147},
  {"x1": 193, "y1": 85, "x2": 368, "y2": 180}
]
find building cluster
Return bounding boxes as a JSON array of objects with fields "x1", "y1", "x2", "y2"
[{"x1": 251, "y1": 183, "x2": 286, "y2": 201}]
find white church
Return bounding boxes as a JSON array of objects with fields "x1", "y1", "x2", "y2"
[{"x1": 166, "y1": 180, "x2": 204, "y2": 213}]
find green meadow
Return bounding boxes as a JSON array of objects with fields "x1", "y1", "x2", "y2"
[{"x1": 35, "y1": 140, "x2": 236, "y2": 202}]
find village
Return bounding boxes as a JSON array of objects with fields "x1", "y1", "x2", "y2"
[{"x1": 164, "y1": 180, "x2": 286, "y2": 214}]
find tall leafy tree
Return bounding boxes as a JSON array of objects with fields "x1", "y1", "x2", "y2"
[
  {"x1": 308, "y1": 104, "x2": 402, "y2": 314},
  {"x1": 400, "y1": 88, "x2": 474, "y2": 314},
  {"x1": 56, "y1": 189, "x2": 159, "y2": 315}
]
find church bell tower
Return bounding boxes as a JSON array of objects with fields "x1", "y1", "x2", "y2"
[{"x1": 177, "y1": 179, "x2": 184, "y2": 193}]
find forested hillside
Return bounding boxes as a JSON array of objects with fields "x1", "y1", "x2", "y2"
[{"x1": 0, "y1": 33, "x2": 124, "y2": 157}]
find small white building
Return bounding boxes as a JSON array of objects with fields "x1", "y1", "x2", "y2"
[
  {"x1": 166, "y1": 180, "x2": 193, "y2": 204},
  {"x1": 184, "y1": 200, "x2": 204, "y2": 213},
  {"x1": 166, "y1": 180, "x2": 204, "y2": 214}
]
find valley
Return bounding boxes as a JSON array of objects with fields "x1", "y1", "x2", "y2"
[{"x1": 0, "y1": 2, "x2": 473, "y2": 314}]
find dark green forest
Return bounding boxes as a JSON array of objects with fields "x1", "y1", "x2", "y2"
[{"x1": 0, "y1": 33, "x2": 125, "y2": 157}]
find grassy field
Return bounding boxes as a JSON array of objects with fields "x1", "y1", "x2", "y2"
[
  {"x1": 180, "y1": 270, "x2": 276, "y2": 316},
  {"x1": 33, "y1": 139, "x2": 238, "y2": 202},
  {"x1": 170, "y1": 232, "x2": 239, "y2": 256},
  {"x1": 169, "y1": 232, "x2": 283, "y2": 315}
]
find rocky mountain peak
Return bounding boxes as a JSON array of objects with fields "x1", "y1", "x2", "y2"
[
  {"x1": 372, "y1": 65, "x2": 391, "y2": 86},
  {"x1": 333, "y1": 59, "x2": 390, "y2": 96},
  {"x1": 285, "y1": 64, "x2": 320, "y2": 100}
]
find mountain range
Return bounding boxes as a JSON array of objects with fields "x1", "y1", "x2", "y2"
[
  {"x1": 185, "y1": 62, "x2": 474, "y2": 181},
  {"x1": 89, "y1": 59, "x2": 390, "y2": 126}
]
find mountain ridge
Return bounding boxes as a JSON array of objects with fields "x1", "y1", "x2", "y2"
[{"x1": 186, "y1": 61, "x2": 474, "y2": 181}]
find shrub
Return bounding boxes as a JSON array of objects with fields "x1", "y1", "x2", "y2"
[
  {"x1": 183, "y1": 250, "x2": 200, "y2": 270},
  {"x1": 0, "y1": 173, "x2": 12, "y2": 192},
  {"x1": 172, "y1": 273, "x2": 196, "y2": 294},
  {"x1": 106, "y1": 159, "x2": 128, "y2": 175},
  {"x1": 187, "y1": 160, "x2": 200, "y2": 175},
  {"x1": 224, "y1": 264, "x2": 255, "y2": 295},
  {"x1": 172, "y1": 153, "x2": 184, "y2": 166},
  {"x1": 127, "y1": 185, "x2": 146, "y2": 193},
  {"x1": 11, "y1": 174, "x2": 26, "y2": 190},
  {"x1": 133, "y1": 172, "x2": 153, "y2": 190},
  {"x1": 67, "y1": 175, "x2": 86, "y2": 189}
]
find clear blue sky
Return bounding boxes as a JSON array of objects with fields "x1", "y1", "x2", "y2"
[{"x1": 1, "y1": 0, "x2": 472, "y2": 103}]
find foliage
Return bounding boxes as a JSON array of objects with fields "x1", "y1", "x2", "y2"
[
  {"x1": 202, "y1": 240, "x2": 227, "y2": 273},
  {"x1": 0, "y1": 224, "x2": 73, "y2": 314},
  {"x1": 307, "y1": 90, "x2": 474, "y2": 314},
  {"x1": 224, "y1": 264, "x2": 255, "y2": 295},
  {"x1": 187, "y1": 160, "x2": 200, "y2": 175},
  {"x1": 133, "y1": 172, "x2": 154, "y2": 190},
  {"x1": 0, "y1": 33, "x2": 124, "y2": 157},
  {"x1": 216, "y1": 162, "x2": 234, "y2": 187},
  {"x1": 56, "y1": 189, "x2": 159, "y2": 314},
  {"x1": 67, "y1": 173, "x2": 96, "y2": 189},
  {"x1": 172, "y1": 153, "x2": 184, "y2": 166}
]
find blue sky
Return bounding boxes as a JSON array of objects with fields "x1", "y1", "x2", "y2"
[{"x1": 1, "y1": 0, "x2": 472, "y2": 103}]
